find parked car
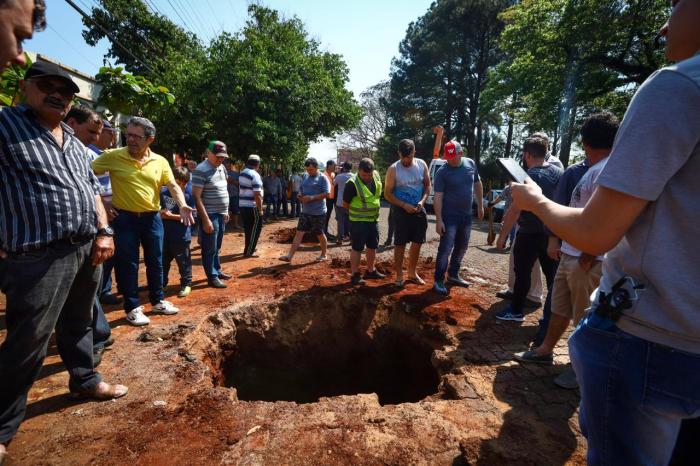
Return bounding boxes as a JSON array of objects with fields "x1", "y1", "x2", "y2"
[{"x1": 425, "y1": 158, "x2": 447, "y2": 212}]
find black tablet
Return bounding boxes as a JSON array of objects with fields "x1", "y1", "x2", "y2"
[{"x1": 497, "y1": 158, "x2": 529, "y2": 183}]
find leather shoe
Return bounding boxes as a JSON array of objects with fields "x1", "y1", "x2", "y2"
[
  {"x1": 71, "y1": 381, "x2": 128, "y2": 400},
  {"x1": 218, "y1": 272, "x2": 233, "y2": 280},
  {"x1": 100, "y1": 293, "x2": 123, "y2": 305},
  {"x1": 208, "y1": 278, "x2": 227, "y2": 288}
]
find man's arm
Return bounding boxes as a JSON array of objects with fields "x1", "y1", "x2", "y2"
[
  {"x1": 434, "y1": 192, "x2": 445, "y2": 235},
  {"x1": 496, "y1": 206, "x2": 520, "y2": 249},
  {"x1": 254, "y1": 191, "x2": 263, "y2": 214},
  {"x1": 166, "y1": 180, "x2": 195, "y2": 225},
  {"x1": 192, "y1": 185, "x2": 212, "y2": 233},
  {"x1": 512, "y1": 182, "x2": 648, "y2": 256},
  {"x1": 474, "y1": 180, "x2": 484, "y2": 220},
  {"x1": 418, "y1": 162, "x2": 431, "y2": 210},
  {"x1": 91, "y1": 194, "x2": 114, "y2": 266}
]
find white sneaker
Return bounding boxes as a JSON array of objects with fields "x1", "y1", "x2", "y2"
[
  {"x1": 126, "y1": 306, "x2": 150, "y2": 326},
  {"x1": 152, "y1": 300, "x2": 179, "y2": 315}
]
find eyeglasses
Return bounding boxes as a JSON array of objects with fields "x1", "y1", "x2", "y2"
[
  {"x1": 125, "y1": 133, "x2": 149, "y2": 141},
  {"x1": 31, "y1": 79, "x2": 74, "y2": 99}
]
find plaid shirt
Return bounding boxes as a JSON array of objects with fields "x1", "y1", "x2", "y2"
[{"x1": 0, "y1": 105, "x2": 100, "y2": 252}]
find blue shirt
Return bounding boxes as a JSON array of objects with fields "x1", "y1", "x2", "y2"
[
  {"x1": 160, "y1": 187, "x2": 195, "y2": 241},
  {"x1": 433, "y1": 157, "x2": 480, "y2": 219},
  {"x1": 239, "y1": 167, "x2": 263, "y2": 208},
  {"x1": 300, "y1": 173, "x2": 330, "y2": 216},
  {"x1": 227, "y1": 170, "x2": 239, "y2": 197}
]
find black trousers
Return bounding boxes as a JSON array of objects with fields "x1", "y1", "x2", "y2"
[
  {"x1": 241, "y1": 207, "x2": 263, "y2": 256},
  {"x1": 324, "y1": 198, "x2": 335, "y2": 235},
  {"x1": 512, "y1": 231, "x2": 557, "y2": 314},
  {"x1": 0, "y1": 240, "x2": 101, "y2": 444},
  {"x1": 162, "y1": 239, "x2": 192, "y2": 287}
]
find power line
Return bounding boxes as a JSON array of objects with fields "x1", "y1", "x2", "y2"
[
  {"x1": 63, "y1": 0, "x2": 156, "y2": 75},
  {"x1": 165, "y1": 0, "x2": 200, "y2": 39},
  {"x1": 47, "y1": 24, "x2": 102, "y2": 70},
  {"x1": 175, "y1": 0, "x2": 214, "y2": 41}
]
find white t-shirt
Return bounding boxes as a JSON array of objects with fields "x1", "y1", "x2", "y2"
[{"x1": 560, "y1": 158, "x2": 608, "y2": 258}]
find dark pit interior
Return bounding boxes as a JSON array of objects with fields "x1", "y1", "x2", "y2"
[{"x1": 219, "y1": 297, "x2": 441, "y2": 405}]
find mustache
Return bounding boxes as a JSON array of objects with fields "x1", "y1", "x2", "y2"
[{"x1": 43, "y1": 96, "x2": 67, "y2": 106}]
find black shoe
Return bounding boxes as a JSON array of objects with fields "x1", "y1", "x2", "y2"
[
  {"x1": 351, "y1": 272, "x2": 366, "y2": 286},
  {"x1": 100, "y1": 293, "x2": 123, "y2": 305},
  {"x1": 524, "y1": 298, "x2": 542, "y2": 309},
  {"x1": 103, "y1": 335, "x2": 115, "y2": 348},
  {"x1": 137, "y1": 285, "x2": 148, "y2": 292},
  {"x1": 243, "y1": 253, "x2": 259, "y2": 258},
  {"x1": 496, "y1": 290, "x2": 513, "y2": 300},
  {"x1": 363, "y1": 269, "x2": 386, "y2": 280},
  {"x1": 218, "y1": 272, "x2": 233, "y2": 280},
  {"x1": 208, "y1": 278, "x2": 227, "y2": 288}
]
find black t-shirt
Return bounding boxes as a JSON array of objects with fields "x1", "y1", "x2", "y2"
[
  {"x1": 518, "y1": 164, "x2": 563, "y2": 234},
  {"x1": 343, "y1": 177, "x2": 376, "y2": 205}
]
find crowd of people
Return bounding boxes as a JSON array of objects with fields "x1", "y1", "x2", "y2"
[{"x1": 0, "y1": 0, "x2": 698, "y2": 464}]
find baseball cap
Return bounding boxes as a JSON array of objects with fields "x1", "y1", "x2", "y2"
[
  {"x1": 24, "y1": 61, "x2": 80, "y2": 94},
  {"x1": 208, "y1": 140, "x2": 228, "y2": 157},
  {"x1": 443, "y1": 140, "x2": 463, "y2": 160},
  {"x1": 102, "y1": 120, "x2": 117, "y2": 132},
  {"x1": 247, "y1": 154, "x2": 261, "y2": 163}
]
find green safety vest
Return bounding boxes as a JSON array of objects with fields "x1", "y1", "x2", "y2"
[{"x1": 348, "y1": 171, "x2": 382, "y2": 223}]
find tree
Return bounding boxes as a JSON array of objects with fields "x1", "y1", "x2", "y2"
[
  {"x1": 95, "y1": 66, "x2": 174, "y2": 116},
  {"x1": 339, "y1": 81, "x2": 390, "y2": 158},
  {"x1": 0, "y1": 53, "x2": 32, "y2": 106}
]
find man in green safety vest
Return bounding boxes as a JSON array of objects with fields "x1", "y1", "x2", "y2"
[{"x1": 342, "y1": 158, "x2": 386, "y2": 286}]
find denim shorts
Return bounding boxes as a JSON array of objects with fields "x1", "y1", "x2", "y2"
[{"x1": 297, "y1": 213, "x2": 325, "y2": 234}]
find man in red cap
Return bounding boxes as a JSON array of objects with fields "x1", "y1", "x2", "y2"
[{"x1": 432, "y1": 140, "x2": 483, "y2": 295}]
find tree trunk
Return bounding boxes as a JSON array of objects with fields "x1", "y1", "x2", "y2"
[{"x1": 559, "y1": 103, "x2": 578, "y2": 167}]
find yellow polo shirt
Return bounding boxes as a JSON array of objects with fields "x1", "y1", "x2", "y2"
[{"x1": 92, "y1": 147, "x2": 174, "y2": 212}]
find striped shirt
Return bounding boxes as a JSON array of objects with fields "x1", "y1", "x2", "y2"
[
  {"x1": 238, "y1": 166, "x2": 263, "y2": 208},
  {"x1": 0, "y1": 105, "x2": 100, "y2": 252},
  {"x1": 192, "y1": 160, "x2": 229, "y2": 214}
]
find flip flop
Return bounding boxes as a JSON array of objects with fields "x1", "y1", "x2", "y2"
[
  {"x1": 278, "y1": 255, "x2": 291, "y2": 262},
  {"x1": 315, "y1": 255, "x2": 328, "y2": 262},
  {"x1": 406, "y1": 276, "x2": 426, "y2": 285}
]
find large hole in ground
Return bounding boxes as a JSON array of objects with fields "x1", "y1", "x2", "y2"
[{"x1": 217, "y1": 294, "x2": 442, "y2": 405}]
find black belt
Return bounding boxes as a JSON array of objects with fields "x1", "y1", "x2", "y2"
[{"x1": 116, "y1": 208, "x2": 158, "y2": 217}]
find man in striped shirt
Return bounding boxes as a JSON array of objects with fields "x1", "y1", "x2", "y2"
[
  {"x1": 192, "y1": 141, "x2": 231, "y2": 288},
  {"x1": 0, "y1": 61, "x2": 127, "y2": 460},
  {"x1": 238, "y1": 154, "x2": 264, "y2": 257}
]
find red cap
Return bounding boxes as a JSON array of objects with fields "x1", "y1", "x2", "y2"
[{"x1": 443, "y1": 140, "x2": 462, "y2": 160}]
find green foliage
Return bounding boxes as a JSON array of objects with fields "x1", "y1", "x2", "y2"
[
  {"x1": 82, "y1": 3, "x2": 360, "y2": 168},
  {"x1": 95, "y1": 66, "x2": 174, "y2": 116},
  {"x1": 0, "y1": 53, "x2": 32, "y2": 106}
]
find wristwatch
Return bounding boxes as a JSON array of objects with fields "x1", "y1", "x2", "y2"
[{"x1": 96, "y1": 226, "x2": 115, "y2": 237}]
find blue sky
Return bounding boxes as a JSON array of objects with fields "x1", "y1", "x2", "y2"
[{"x1": 27, "y1": 1, "x2": 433, "y2": 161}]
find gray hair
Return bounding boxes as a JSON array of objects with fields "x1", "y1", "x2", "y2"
[{"x1": 127, "y1": 116, "x2": 156, "y2": 137}]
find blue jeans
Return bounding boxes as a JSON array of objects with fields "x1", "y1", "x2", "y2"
[
  {"x1": 113, "y1": 211, "x2": 164, "y2": 313},
  {"x1": 100, "y1": 256, "x2": 114, "y2": 297},
  {"x1": 434, "y1": 216, "x2": 472, "y2": 282},
  {"x1": 290, "y1": 191, "x2": 300, "y2": 217},
  {"x1": 569, "y1": 321, "x2": 700, "y2": 465},
  {"x1": 200, "y1": 213, "x2": 225, "y2": 281},
  {"x1": 335, "y1": 206, "x2": 350, "y2": 239},
  {"x1": 265, "y1": 194, "x2": 279, "y2": 218}
]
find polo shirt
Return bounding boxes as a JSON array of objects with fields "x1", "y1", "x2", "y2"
[{"x1": 92, "y1": 147, "x2": 174, "y2": 212}]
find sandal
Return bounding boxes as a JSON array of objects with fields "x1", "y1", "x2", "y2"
[
  {"x1": 315, "y1": 255, "x2": 327, "y2": 262},
  {"x1": 278, "y1": 255, "x2": 291, "y2": 262},
  {"x1": 406, "y1": 276, "x2": 426, "y2": 285},
  {"x1": 395, "y1": 278, "x2": 405, "y2": 288},
  {"x1": 71, "y1": 381, "x2": 128, "y2": 400}
]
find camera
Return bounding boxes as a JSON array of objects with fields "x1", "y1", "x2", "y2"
[{"x1": 593, "y1": 276, "x2": 645, "y2": 322}]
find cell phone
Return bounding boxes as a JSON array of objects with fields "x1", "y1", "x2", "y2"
[{"x1": 497, "y1": 158, "x2": 529, "y2": 183}]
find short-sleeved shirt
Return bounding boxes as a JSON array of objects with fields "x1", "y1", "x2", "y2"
[
  {"x1": 0, "y1": 106, "x2": 100, "y2": 252},
  {"x1": 160, "y1": 186, "x2": 195, "y2": 241},
  {"x1": 239, "y1": 167, "x2": 263, "y2": 208},
  {"x1": 227, "y1": 170, "x2": 239, "y2": 197},
  {"x1": 433, "y1": 157, "x2": 480, "y2": 219},
  {"x1": 92, "y1": 147, "x2": 174, "y2": 212},
  {"x1": 300, "y1": 173, "x2": 330, "y2": 215},
  {"x1": 560, "y1": 158, "x2": 607, "y2": 258},
  {"x1": 192, "y1": 160, "x2": 229, "y2": 215},
  {"x1": 595, "y1": 56, "x2": 700, "y2": 354},
  {"x1": 335, "y1": 172, "x2": 353, "y2": 207},
  {"x1": 517, "y1": 164, "x2": 563, "y2": 234}
]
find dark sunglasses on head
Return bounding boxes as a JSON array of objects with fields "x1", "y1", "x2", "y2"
[{"x1": 31, "y1": 79, "x2": 75, "y2": 99}]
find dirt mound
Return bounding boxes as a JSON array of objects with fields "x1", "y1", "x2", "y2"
[{"x1": 271, "y1": 227, "x2": 320, "y2": 244}]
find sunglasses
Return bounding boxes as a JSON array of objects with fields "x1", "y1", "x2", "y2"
[
  {"x1": 125, "y1": 133, "x2": 149, "y2": 141},
  {"x1": 31, "y1": 79, "x2": 75, "y2": 99}
]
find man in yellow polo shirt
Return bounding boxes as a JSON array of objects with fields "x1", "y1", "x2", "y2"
[{"x1": 92, "y1": 117, "x2": 195, "y2": 326}]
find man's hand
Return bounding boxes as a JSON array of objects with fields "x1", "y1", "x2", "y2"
[
  {"x1": 402, "y1": 202, "x2": 415, "y2": 214},
  {"x1": 578, "y1": 253, "x2": 597, "y2": 273},
  {"x1": 301, "y1": 195, "x2": 314, "y2": 203},
  {"x1": 477, "y1": 204, "x2": 485, "y2": 221},
  {"x1": 415, "y1": 201, "x2": 424, "y2": 214},
  {"x1": 0, "y1": 249, "x2": 6, "y2": 259},
  {"x1": 436, "y1": 219, "x2": 445, "y2": 236},
  {"x1": 224, "y1": 213, "x2": 230, "y2": 223},
  {"x1": 511, "y1": 178, "x2": 543, "y2": 211},
  {"x1": 547, "y1": 241, "x2": 562, "y2": 261},
  {"x1": 202, "y1": 220, "x2": 214, "y2": 234},
  {"x1": 179, "y1": 205, "x2": 196, "y2": 226},
  {"x1": 91, "y1": 236, "x2": 114, "y2": 266}
]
